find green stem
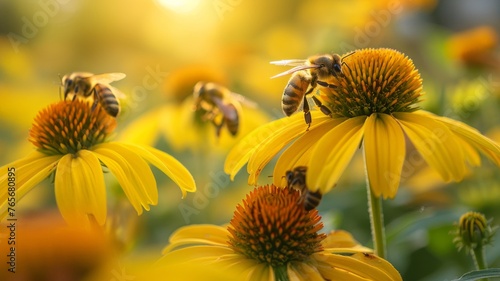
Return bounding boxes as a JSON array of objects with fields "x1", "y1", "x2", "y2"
[
  {"x1": 472, "y1": 245, "x2": 489, "y2": 281},
  {"x1": 366, "y1": 180, "x2": 387, "y2": 259}
]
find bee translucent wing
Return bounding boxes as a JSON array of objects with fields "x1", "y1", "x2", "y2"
[
  {"x1": 107, "y1": 85, "x2": 127, "y2": 99},
  {"x1": 92, "y1": 73, "x2": 127, "y2": 84},
  {"x1": 270, "y1": 59, "x2": 308, "y2": 66},
  {"x1": 229, "y1": 92, "x2": 258, "y2": 109},
  {"x1": 270, "y1": 64, "x2": 321, "y2": 79}
]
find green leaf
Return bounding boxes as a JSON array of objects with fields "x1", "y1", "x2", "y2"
[{"x1": 452, "y1": 268, "x2": 500, "y2": 281}]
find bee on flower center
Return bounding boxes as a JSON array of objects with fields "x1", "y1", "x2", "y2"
[
  {"x1": 271, "y1": 52, "x2": 355, "y2": 129},
  {"x1": 61, "y1": 72, "x2": 126, "y2": 117}
]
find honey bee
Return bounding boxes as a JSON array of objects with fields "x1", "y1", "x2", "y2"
[
  {"x1": 271, "y1": 52, "x2": 355, "y2": 128},
  {"x1": 285, "y1": 166, "x2": 322, "y2": 211},
  {"x1": 193, "y1": 81, "x2": 257, "y2": 138},
  {"x1": 61, "y1": 72, "x2": 126, "y2": 117}
]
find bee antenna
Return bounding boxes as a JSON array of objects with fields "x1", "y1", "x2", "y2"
[{"x1": 341, "y1": 52, "x2": 356, "y2": 74}]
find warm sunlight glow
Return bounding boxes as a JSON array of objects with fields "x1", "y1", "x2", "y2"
[{"x1": 157, "y1": 0, "x2": 201, "y2": 14}]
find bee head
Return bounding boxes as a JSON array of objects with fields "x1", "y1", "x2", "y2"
[
  {"x1": 310, "y1": 55, "x2": 338, "y2": 78},
  {"x1": 332, "y1": 54, "x2": 343, "y2": 74},
  {"x1": 61, "y1": 74, "x2": 74, "y2": 98}
]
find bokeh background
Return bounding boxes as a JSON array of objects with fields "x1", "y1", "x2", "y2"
[{"x1": 0, "y1": 0, "x2": 500, "y2": 280}]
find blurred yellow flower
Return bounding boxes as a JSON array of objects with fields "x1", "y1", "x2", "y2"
[
  {"x1": 120, "y1": 81, "x2": 269, "y2": 153},
  {"x1": 225, "y1": 48, "x2": 500, "y2": 199},
  {"x1": 0, "y1": 100, "x2": 196, "y2": 227},
  {"x1": 159, "y1": 185, "x2": 402, "y2": 281}
]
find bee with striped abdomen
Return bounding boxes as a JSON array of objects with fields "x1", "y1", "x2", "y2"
[
  {"x1": 285, "y1": 166, "x2": 322, "y2": 211},
  {"x1": 271, "y1": 52, "x2": 355, "y2": 129},
  {"x1": 61, "y1": 72, "x2": 126, "y2": 117},
  {"x1": 193, "y1": 81, "x2": 257, "y2": 138}
]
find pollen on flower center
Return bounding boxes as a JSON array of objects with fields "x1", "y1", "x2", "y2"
[
  {"x1": 29, "y1": 100, "x2": 116, "y2": 155},
  {"x1": 228, "y1": 185, "x2": 326, "y2": 267},
  {"x1": 320, "y1": 48, "x2": 423, "y2": 117}
]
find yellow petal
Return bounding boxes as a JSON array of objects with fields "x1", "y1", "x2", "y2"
[
  {"x1": 163, "y1": 224, "x2": 229, "y2": 254},
  {"x1": 54, "y1": 151, "x2": 107, "y2": 226},
  {"x1": 394, "y1": 112, "x2": 466, "y2": 182},
  {"x1": 0, "y1": 153, "x2": 60, "y2": 220},
  {"x1": 95, "y1": 143, "x2": 157, "y2": 210},
  {"x1": 431, "y1": 113, "x2": 500, "y2": 166},
  {"x1": 288, "y1": 262, "x2": 324, "y2": 281},
  {"x1": 246, "y1": 263, "x2": 274, "y2": 281},
  {"x1": 348, "y1": 252, "x2": 403, "y2": 281},
  {"x1": 118, "y1": 143, "x2": 196, "y2": 197},
  {"x1": 247, "y1": 115, "x2": 330, "y2": 185},
  {"x1": 322, "y1": 230, "x2": 373, "y2": 253},
  {"x1": 316, "y1": 265, "x2": 368, "y2": 281},
  {"x1": 224, "y1": 112, "x2": 305, "y2": 181},
  {"x1": 159, "y1": 245, "x2": 234, "y2": 264},
  {"x1": 273, "y1": 117, "x2": 345, "y2": 187},
  {"x1": 364, "y1": 113, "x2": 406, "y2": 199},
  {"x1": 321, "y1": 253, "x2": 402, "y2": 281},
  {"x1": 150, "y1": 246, "x2": 239, "y2": 281},
  {"x1": 456, "y1": 137, "x2": 482, "y2": 166},
  {"x1": 92, "y1": 147, "x2": 144, "y2": 214},
  {"x1": 308, "y1": 116, "x2": 366, "y2": 194}
]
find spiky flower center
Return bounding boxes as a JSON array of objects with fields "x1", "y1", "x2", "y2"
[
  {"x1": 29, "y1": 100, "x2": 116, "y2": 155},
  {"x1": 320, "y1": 48, "x2": 423, "y2": 117},
  {"x1": 228, "y1": 185, "x2": 326, "y2": 267}
]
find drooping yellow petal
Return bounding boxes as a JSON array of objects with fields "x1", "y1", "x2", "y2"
[
  {"x1": 348, "y1": 252, "x2": 403, "y2": 281},
  {"x1": 118, "y1": 143, "x2": 196, "y2": 197},
  {"x1": 57, "y1": 151, "x2": 107, "y2": 225},
  {"x1": 456, "y1": 137, "x2": 482, "y2": 167},
  {"x1": 163, "y1": 224, "x2": 230, "y2": 254},
  {"x1": 159, "y1": 245, "x2": 235, "y2": 264},
  {"x1": 322, "y1": 230, "x2": 373, "y2": 253},
  {"x1": 395, "y1": 112, "x2": 467, "y2": 182},
  {"x1": 288, "y1": 262, "x2": 324, "y2": 281},
  {"x1": 364, "y1": 113, "x2": 406, "y2": 199},
  {"x1": 427, "y1": 112, "x2": 500, "y2": 166},
  {"x1": 92, "y1": 147, "x2": 145, "y2": 214},
  {"x1": 316, "y1": 264, "x2": 370, "y2": 281},
  {"x1": 149, "y1": 246, "x2": 239, "y2": 281},
  {"x1": 247, "y1": 115, "x2": 329, "y2": 185},
  {"x1": 246, "y1": 263, "x2": 274, "y2": 281},
  {"x1": 0, "y1": 153, "x2": 60, "y2": 220},
  {"x1": 94, "y1": 143, "x2": 157, "y2": 213},
  {"x1": 273, "y1": 117, "x2": 345, "y2": 187},
  {"x1": 54, "y1": 151, "x2": 107, "y2": 226},
  {"x1": 321, "y1": 253, "x2": 402, "y2": 281},
  {"x1": 308, "y1": 116, "x2": 366, "y2": 194},
  {"x1": 224, "y1": 113, "x2": 305, "y2": 180}
]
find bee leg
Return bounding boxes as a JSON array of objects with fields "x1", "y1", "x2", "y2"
[
  {"x1": 213, "y1": 118, "x2": 225, "y2": 138},
  {"x1": 311, "y1": 96, "x2": 332, "y2": 116},
  {"x1": 302, "y1": 94, "x2": 312, "y2": 130},
  {"x1": 91, "y1": 86, "x2": 99, "y2": 112},
  {"x1": 316, "y1": 80, "x2": 337, "y2": 89}
]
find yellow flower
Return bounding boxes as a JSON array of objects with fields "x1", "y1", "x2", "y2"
[
  {"x1": 159, "y1": 185, "x2": 402, "y2": 281},
  {"x1": 0, "y1": 100, "x2": 196, "y2": 226},
  {"x1": 225, "y1": 48, "x2": 500, "y2": 199}
]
